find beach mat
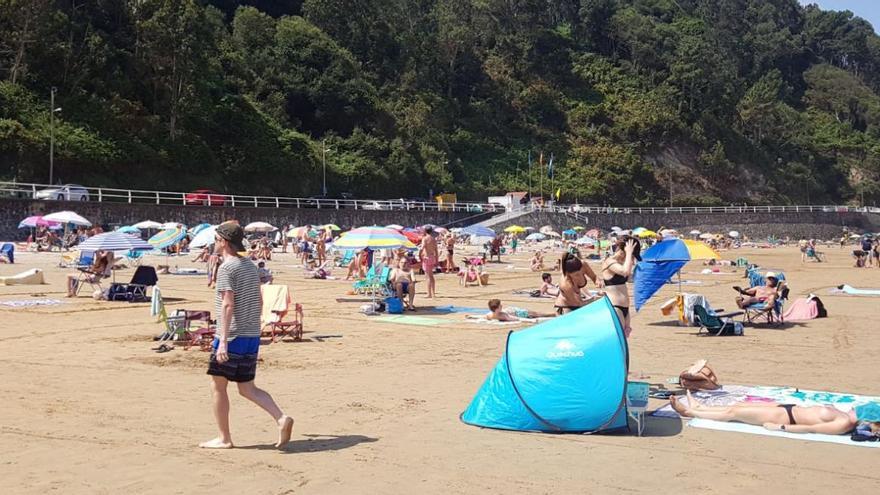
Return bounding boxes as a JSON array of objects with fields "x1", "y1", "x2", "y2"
[
  {"x1": 831, "y1": 285, "x2": 880, "y2": 296},
  {"x1": 376, "y1": 315, "x2": 448, "y2": 326},
  {"x1": 688, "y1": 418, "x2": 880, "y2": 448}
]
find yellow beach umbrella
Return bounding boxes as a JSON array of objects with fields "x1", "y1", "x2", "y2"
[
  {"x1": 637, "y1": 230, "x2": 658, "y2": 239},
  {"x1": 504, "y1": 225, "x2": 526, "y2": 234}
]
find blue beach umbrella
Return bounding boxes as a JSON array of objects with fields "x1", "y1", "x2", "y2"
[
  {"x1": 118, "y1": 226, "x2": 141, "y2": 234},
  {"x1": 190, "y1": 223, "x2": 211, "y2": 236},
  {"x1": 634, "y1": 239, "x2": 720, "y2": 311}
]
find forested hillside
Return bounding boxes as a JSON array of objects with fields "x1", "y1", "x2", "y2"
[{"x1": 2, "y1": 0, "x2": 880, "y2": 205}]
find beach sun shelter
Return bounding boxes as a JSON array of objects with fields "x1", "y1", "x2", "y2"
[{"x1": 460, "y1": 297, "x2": 630, "y2": 433}]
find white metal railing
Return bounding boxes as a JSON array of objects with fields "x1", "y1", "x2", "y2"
[
  {"x1": 0, "y1": 180, "x2": 875, "y2": 215},
  {"x1": 0, "y1": 181, "x2": 498, "y2": 213}
]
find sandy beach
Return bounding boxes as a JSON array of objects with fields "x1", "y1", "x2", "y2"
[{"x1": 1, "y1": 243, "x2": 879, "y2": 494}]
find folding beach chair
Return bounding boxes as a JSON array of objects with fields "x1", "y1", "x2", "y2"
[
  {"x1": 154, "y1": 305, "x2": 214, "y2": 351},
  {"x1": 336, "y1": 249, "x2": 355, "y2": 267},
  {"x1": 0, "y1": 243, "x2": 14, "y2": 264},
  {"x1": 694, "y1": 305, "x2": 744, "y2": 336},
  {"x1": 74, "y1": 251, "x2": 113, "y2": 296},
  {"x1": 260, "y1": 284, "x2": 304, "y2": 342},
  {"x1": 125, "y1": 249, "x2": 145, "y2": 266},
  {"x1": 109, "y1": 266, "x2": 158, "y2": 302},
  {"x1": 626, "y1": 381, "x2": 650, "y2": 436},
  {"x1": 744, "y1": 282, "x2": 789, "y2": 326}
]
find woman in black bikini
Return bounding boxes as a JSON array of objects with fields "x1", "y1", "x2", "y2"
[
  {"x1": 554, "y1": 252, "x2": 601, "y2": 315},
  {"x1": 601, "y1": 237, "x2": 639, "y2": 337},
  {"x1": 670, "y1": 390, "x2": 876, "y2": 435}
]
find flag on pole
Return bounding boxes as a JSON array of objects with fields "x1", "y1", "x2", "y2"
[
  {"x1": 556, "y1": 188, "x2": 561, "y2": 200},
  {"x1": 547, "y1": 153, "x2": 554, "y2": 178}
]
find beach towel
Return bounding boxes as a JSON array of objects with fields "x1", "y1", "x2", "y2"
[
  {"x1": 832, "y1": 285, "x2": 880, "y2": 296},
  {"x1": 782, "y1": 297, "x2": 819, "y2": 321},
  {"x1": 0, "y1": 298, "x2": 63, "y2": 307},
  {"x1": 0, "y1": 268, "x2": 45, "y2": 285},
  {"x1": 652, "y1": 385, "x2": 880, "y2": 448},
  {"x1": 261, "y1": 285, "x2": 291, "y2": 325},
  {"x1": 464, "y1": 317, "x2": 533, "y2": 325},
  {"x1": 171, "y1": 268, "x2": 207, "y2": 275}
]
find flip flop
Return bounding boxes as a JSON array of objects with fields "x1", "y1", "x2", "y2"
[
  {"x1": 649, "y1": 390, "x2": 674, "y2": 399},
  {"x1": 152, "y1": 344, "x2": 173, "y2": 353}
]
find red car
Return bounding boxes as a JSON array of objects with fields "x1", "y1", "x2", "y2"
[{"x1": 184, "y1": 189, "x2": 228, "y2": 206}]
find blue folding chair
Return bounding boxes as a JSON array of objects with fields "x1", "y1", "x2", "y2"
[{"x1": 0, "y1": 243, "x2": 13, "y2": 264}]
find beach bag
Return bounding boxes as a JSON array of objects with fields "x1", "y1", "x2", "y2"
[
  {"x1": 386, "y1": 297, "x2": 403, "y2": 314},
  {"x1": 813, "y1": 296, "x2": 827, "y2": 318},
  {"x1": 678, "y1": 359, "x2": 721, "y2": 391}
]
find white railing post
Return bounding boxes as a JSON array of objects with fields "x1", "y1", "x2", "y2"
[
  {"x1": 253, "y1": 196, "x2": 258, "y2": 208},
  {"x1": 275, "y1": 197, "x2": 279, "y2": 208},
  {"x1": 98, "y1": 189, "x2": 102, "y2": 202},
  {"x1": 155, "y1": 192, "x2": 160, "y2": 205}
]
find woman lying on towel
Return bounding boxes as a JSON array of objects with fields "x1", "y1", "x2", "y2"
[
  {"x1": 671, "y1": 390, "x2": 880, "y2": 435},
  {"x1": 467, "y1": 299, "x2": 555, "y2": 322}
]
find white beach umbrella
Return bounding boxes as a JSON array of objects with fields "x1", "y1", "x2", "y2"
[
  {"x1": 699, "y1": 233, "x2": 714, "y2": 240},
  {"x1": 728, "y1": 231, "x2": 740, "y2": 238},
  {"x1": 43, "y1": 210, "x2": 92, "y2": 227},
  {"x1": 133, "y1": 220, "x2": 162, "y2": 229},
  {"x1": 689, "y1": 230, "x2": 701, "y2": 235},
  {"x1": 160, "y1": 221, "x2": 184, "y2": 230},
  {"x1": 244, "y1": 221, "x2": 277, "y2": 233}
]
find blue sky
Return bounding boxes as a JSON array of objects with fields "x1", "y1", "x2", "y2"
[{"x1": 799, "y1": 1, "x2": 880, "y2": 32}]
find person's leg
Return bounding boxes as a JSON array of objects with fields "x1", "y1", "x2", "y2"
[
  {"x1": 671, "y1": 392, "x2": 786, "y2": 426},
  {"x1": 407, "y1": 282, "x2": 416, "y2": 308},
  {"x1": 200, "y1": 376, "x2": 233, "y2": 448},
  {"x1": 66, "y1": 274, "x2": 77, "y2": 297},
  {"x1": 237, "y1": 381, "x2": 294, "y2": 447},
  {"x1": 395, "y1": 281, "x2": 404, "y2": 300}
]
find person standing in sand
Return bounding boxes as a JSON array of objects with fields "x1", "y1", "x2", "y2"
[
  {"x1": 420, "y1": 226, "x2": 439, "y2": 298},
  {"x1": 200, "y1": 221, "x2": 294, "y2": 450}
]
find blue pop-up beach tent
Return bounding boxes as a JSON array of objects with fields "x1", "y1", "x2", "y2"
[{"x1": 460, "y1": 297, "x2": 630, "y2": 433}]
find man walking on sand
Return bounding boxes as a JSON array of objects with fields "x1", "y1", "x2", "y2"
[
  {"x1": 420, "y1": 226, "x2": 439, "y2": 298},
  {"x1": 200, "y1": 221, "x2": 294, "y2": 449}
]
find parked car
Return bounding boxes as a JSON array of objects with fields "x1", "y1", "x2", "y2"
[
  {"x1": 33, "y1": 184, "x2": 90, "y2": 201},
  {"x1": 184, "y1": 189, "x2": 227, "y2": 206}
]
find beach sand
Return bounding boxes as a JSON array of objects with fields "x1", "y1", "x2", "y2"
[{"x1": 1, "y1": 243, "x2": 879, "y2": 494}]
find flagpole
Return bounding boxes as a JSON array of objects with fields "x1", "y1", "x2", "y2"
[
  {"x1": 540, "y1": 151, "x2": 544, "y2": 206},
  {"x1": 527, "y1": 150, "x2": 532, "y2": 203}
]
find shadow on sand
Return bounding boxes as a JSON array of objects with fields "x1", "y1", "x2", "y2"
[{"x1": 239, "y1": 434, "x2": 378, "y2": 453}]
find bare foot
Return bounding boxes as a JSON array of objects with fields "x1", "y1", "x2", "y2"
[
  {"x1": 669, "y1": 396, "x2": 692, "y2": 418},
  {"x1": 199, "y1": 437, "x2": 233, "y2": 449},
  {"x1": 685, "y1": 390, "x2": 701, "y2": 410},
  {"x1": 275, "y1": 415, "x2": 294, "y2": 448}
]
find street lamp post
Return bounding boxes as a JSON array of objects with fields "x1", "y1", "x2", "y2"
[
  {"x1": 50, "y1": 87, "x2": 57, "y2": 185},
  {"x1": 321, "y1": 139, "x2": 331, "y2": 196}
]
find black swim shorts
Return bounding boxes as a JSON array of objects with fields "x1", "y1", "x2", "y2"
[{"x1": 207, "y1": 352, "x2": 258, "y2": 382}]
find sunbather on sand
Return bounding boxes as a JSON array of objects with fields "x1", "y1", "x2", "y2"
[
  {"x1": 392, "y1": 257, "x2": 416, "y2": 310},
  {"x1": 734, "y1": 272, "x2": 779, "y2": 308},
  {"x1": 530, "y1": 250, "x2": 545, "y2": 271},
  {"x1": 670, "y1": 390, "x2": 879, "y2": 435},
  {"x1": 539, "y1": 272, "x2": 559, "y2": 296},
  {"x1": 66, "y1": 251, "x2": 114, "y2": 297},
  {"x1": 468, "y1": 299, "x2": 555, "y2": 322}
]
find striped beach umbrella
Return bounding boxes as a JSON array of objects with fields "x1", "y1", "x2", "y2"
[
  {"x1": 334, "y1": 226, "x2": 414, "y2": 250},
  {"x1": 79, "y1": 231, "x2": 153, "y2": 252},
  {"x1": 149, "y1": 226, "x2": 186, "y2": 249}
]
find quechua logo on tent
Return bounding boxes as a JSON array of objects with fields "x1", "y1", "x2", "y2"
[{"x1": 545, "y1": 339, "x2": 584, "y2": 359}]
